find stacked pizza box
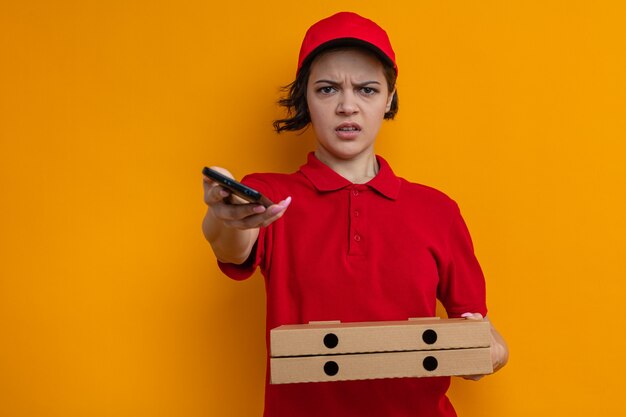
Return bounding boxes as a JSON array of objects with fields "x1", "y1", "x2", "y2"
[{"x1": 270, "y1": 318, "x2": 492, "y2": 384}]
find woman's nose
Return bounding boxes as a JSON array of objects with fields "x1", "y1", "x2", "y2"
[{"x1": 337, "y1": 92, "x2": 358, "y2": 115}]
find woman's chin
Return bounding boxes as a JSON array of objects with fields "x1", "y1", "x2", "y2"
[{"x1": 317, "y1": 143, "x2": 375, "y2": 161}]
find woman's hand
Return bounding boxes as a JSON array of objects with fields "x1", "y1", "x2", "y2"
[
  {"x1": 202, "y1": 167, "x2": 291, "y2": 265},
  {"x1": 203, "y1": 167, "x2": 291, "y2": 230},
  {"x1": 460, "y1": 312, "x2": 509, "y2": 381}
]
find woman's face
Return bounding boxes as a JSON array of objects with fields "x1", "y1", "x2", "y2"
[{"x1": 306, "y1": 48, "x2": 395, "y2": 162}]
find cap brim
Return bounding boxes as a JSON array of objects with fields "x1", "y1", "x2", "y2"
[{"x1": 299, "y1": 38, "x2": 396, "y2": 74}]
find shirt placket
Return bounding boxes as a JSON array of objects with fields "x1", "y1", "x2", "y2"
[{"x1": 348, "y1": 185, "x2": 366, "y2": 256}]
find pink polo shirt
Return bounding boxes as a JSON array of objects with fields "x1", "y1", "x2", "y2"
[{"x1": 219, "y1": 152, "x2": 487, "y2": 417}]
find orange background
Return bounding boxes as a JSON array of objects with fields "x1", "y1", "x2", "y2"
[{"x1": 1, "y1": 1, "x2": 625, "y2": 416}]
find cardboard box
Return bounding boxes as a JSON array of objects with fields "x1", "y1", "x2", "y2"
[
  {"x1": 271, "y1": 318, "x2": 490, "y2": 357},
  {"x1": 270, "y1": 347, "x2": 492, "y2": 384},
  {"x1": 269, "y1": 318, "x2": 493, "y2": 384}
]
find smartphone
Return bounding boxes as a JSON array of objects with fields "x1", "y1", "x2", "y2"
[{"x1": 203, "y1": 167, "x2": 274, "y2": 207}]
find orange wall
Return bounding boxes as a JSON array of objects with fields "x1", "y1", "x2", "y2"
[{"x1": 1, "y1": 1, "x2": 625, "y2": 416}]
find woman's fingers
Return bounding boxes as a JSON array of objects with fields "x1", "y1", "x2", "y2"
[
  {"x1": 203, "y1": 166, "x2": 236, "y2": 205},
  {"x1": 203, "y1": 180, "x2": 230, "y2": 206},
  {"x1": 461, "y1": 374, "x2": 483, "y2": 381},
  {"x1": 461, "y1": 312, "x2": 484, "y2": 321},
  {"x1": 212, "y1": 199, "x2": 265, "y2": 220},
  {"x1": 257, "y1": 197, "x2": 292, "y2": 226},
  {"x1": 224, "y1": 197, "x2": 292, "y2": 229}
]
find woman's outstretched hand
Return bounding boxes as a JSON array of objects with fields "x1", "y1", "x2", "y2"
[
  {"x1": 202, "y1": 167, "x2": 291, "y2": 265},
  {"x1": 203, "y1": 166, "x2": 291, "y2": 230}
]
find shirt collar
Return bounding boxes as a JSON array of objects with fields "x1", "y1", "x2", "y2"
[{"x1": 299, "y1": 152, "x2": 401, "y2": 200}]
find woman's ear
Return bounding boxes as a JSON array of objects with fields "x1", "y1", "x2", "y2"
[{"x1": 386, "y1": 87, "x2": 397, "y2": 112}]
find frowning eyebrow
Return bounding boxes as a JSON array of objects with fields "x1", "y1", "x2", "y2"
[{"x1": 314, "y1": 79, "x2": 381, "y2": 86}]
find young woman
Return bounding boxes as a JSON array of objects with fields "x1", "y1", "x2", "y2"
[{"x1": 203, "y1": 12, "x2": 508, "y2": 417}]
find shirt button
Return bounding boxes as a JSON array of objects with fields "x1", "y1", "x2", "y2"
[
  {"x1": 354, "y1": 210, "x2": 360, "y2": 217},
  {"x1": 352, "y1": 189, "x2": 359, "y2": 196},
  {"x1": 354, "y1": 234, "x2": 361, "y2": 242}
]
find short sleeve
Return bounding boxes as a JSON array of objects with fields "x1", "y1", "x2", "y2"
[
  {"x1": 216, "y1": 175, "x2": 273, "y2": 281},
  {"x1": 217, "y1": 237, "x2": 265, "y2": 280},
  {"x1": 437, "y1": 203, "x2": 488, "y2": 318}
]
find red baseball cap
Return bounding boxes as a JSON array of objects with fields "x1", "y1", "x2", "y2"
[{"x1": 297, "y1": 12, "x2": 397, "y2": 75}]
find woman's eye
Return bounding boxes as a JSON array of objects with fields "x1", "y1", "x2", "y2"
[
  {"x1": 319, "y1": 86, "x2": 336, "y2": 94},
  {"x1": 360, "y1": 87, "x2": 377, "y2": 95}
]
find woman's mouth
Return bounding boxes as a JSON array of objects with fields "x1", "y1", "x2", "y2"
[{"x1": 335, "y1": 123, "x2": 361, "y2": 140}]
